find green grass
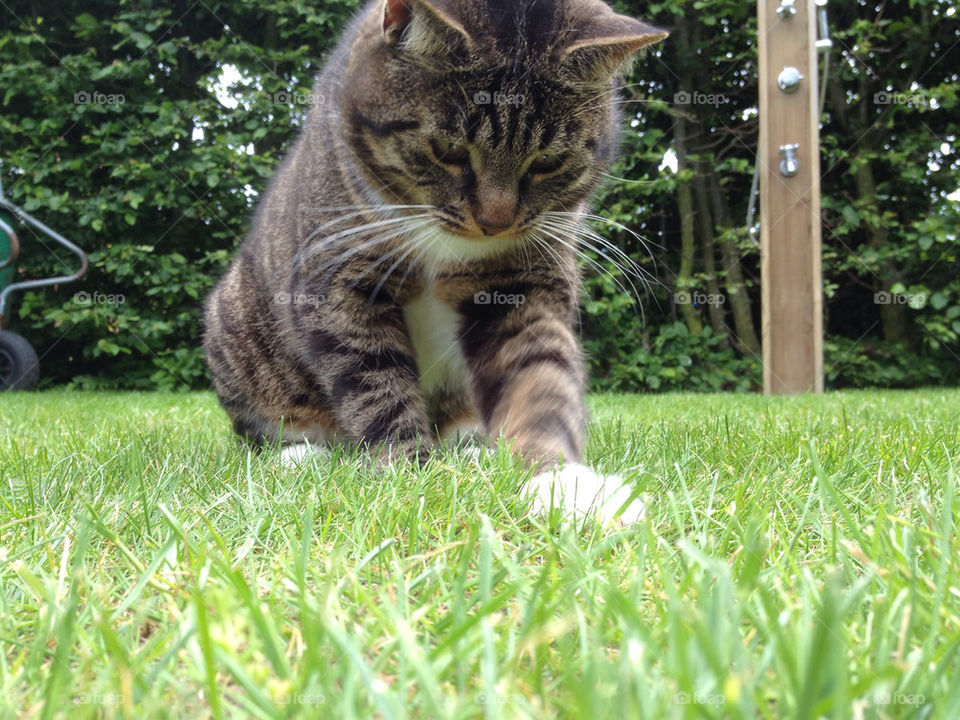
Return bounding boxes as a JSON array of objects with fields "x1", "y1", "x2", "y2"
[{"x1": 1, "y1": 390, "x2": 958, "y2": 719}]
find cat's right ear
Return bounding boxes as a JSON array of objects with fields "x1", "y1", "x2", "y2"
[
  {"x1": 382, "y1": 0, "x2": 473, "y2": 56},
  {"x1": 382, "y1": 0, "x2": 413, "y2": 44},
  {"x1": 558, "y1": 5, "x2": 668, "y2": 81}
]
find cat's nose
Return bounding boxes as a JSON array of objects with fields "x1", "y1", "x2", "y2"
[
  {"x1": 473, "y1": 180, "x2": 518, "y2": 236},
  {"x1": 475, "y1": 216, "x2": 515, "y2": 236}
]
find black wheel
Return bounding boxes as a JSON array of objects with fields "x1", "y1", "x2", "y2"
[{"x1": 0, "y1": 330, "x2": 40, "y2": 390}]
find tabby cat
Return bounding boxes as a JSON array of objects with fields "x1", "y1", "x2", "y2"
[{"x1": 203, "y1": 0, "x2": 667, "y2": 524}]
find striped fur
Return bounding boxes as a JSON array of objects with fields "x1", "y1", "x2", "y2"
[{"x1": 203, "y1": 0, "x2": 666, "y2": 470}]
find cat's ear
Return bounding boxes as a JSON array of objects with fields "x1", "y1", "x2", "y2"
[
  {"x1": 559, "y1": 4, "x2": 668, "y2": 80},
  {"x1": 382, "y1": 0, "x2": 473, "y2": 56}
]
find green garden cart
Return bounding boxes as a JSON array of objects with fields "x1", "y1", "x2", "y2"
[{"x1": 0, "y1": 175, "x2": 88, "y2": 390}]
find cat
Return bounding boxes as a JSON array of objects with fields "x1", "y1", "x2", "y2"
[{"x1": 203, "y1": 0, "x2": 667, "y2": 524}]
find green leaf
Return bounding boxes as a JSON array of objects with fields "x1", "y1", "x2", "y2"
[
  {"x1": 96, "y1": 339, "x2": 124, "y2": 355},
  {"x1": 841, "y1": 205, "x2": 861, "y2": 229}
]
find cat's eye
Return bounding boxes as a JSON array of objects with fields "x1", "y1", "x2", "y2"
[
  {"x1": 527, "y1": 151, "x2": 567, "y2": 177},
  {"x1": 430, "y1": 138, "x2": 471, "y2": 168}
]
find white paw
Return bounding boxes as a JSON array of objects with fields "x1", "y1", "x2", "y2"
[
  {"x1": 280, "y1": 443, "x2": 329, "y2": 468},
  {"x1": 527, "y1": 463, "x2": 644, "y2": 526},
  {"x1": 459, "y1": 444, "x2": 495, "y2": 464},
  {"x1": 440, "y1": 421, "x2": 485, "y2": 446}
]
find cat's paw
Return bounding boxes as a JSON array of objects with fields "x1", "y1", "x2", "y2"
[
  {"x1": 527, "y1": 463, "x2": 644, "y2": 526},
  {"x1": 458, "y1": 443, "x2": 496, "y2": 465},
  {"x1": 280, "y1": 443, "x2": 330, "y2": 468}
]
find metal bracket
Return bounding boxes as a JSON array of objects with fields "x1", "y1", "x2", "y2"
[
  {"x1": 779, "y1": 144, "x2": 800, "y2": 177},
  {"x1": 778, "y1": 66, "x2": 805, "y2": 93},
  {"x1": 776, "y1": 0, "x2": 797, "y2": 20}
]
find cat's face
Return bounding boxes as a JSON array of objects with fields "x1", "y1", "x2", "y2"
[
  {"x1": 378, "y1": 72, "x2": 617, "y2": 240},
  {"x1": 341, "y1": 0, "x2": 666, "y2": 252}
]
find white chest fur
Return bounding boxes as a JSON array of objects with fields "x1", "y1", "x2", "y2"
[{"x1": 402, "y1": 287, "x2": 469, "y2": 396}]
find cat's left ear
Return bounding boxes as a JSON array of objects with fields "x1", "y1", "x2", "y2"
[
  {"x1": 382, "y1": 0, "x2": 473, "y2": 56},
  {"x1": 559, "y1": 6, "x2": 668, "y2": 80}
]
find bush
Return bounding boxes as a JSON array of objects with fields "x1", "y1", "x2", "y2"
[
  {"x1": 582, "y1": 272, "x2": 760, "y2": 392},
  {"x1": 824, "y1": 337, "x2": 958, "y2": 389}
]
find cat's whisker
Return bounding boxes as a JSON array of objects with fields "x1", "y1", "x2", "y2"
[
  {"x1": 534, "y1": 223, "x2": 648, "y2": 325},
  {"x1": 538, "y1": 218, "x2": 661, "y2": 302},
  {"x1": 535, "y1": 222, "x2": 629, "y2": 285},
  {"x1": 299, "y1": 235, "x2": 412, "y2": 288},
  {"x1": 606, "y1": 96, "x2": 662, "y2": 107},
  {"x1": 396, "y1": 224, "x2": 449, "y2": 294},
  {"x1": 527, "y1": 232, "x2": 571, "y2": 281},
  {"x1": 517, "y1": 234, "x2": 535, "y2": 272},
  {"x1": 364, "y1": 220, "x2": 438, "y2": 306},
  {"x1": 305, "y1": 235, "x2": 400, "y2": 287},
  {"x1": 538, "y1": 217, "x2": 641, "y2": 271},
  {"x1": 306, "y1": 203, "x2": 432, "y2": 213},
  {"x1": 298, "y1": 213, "x2": 435, "y2": 268},
  {"x1": 538, "y1": 216, "x2": 659, "y2": 288},
  {"x1": 571, "y1": 81, "x2": 654, "y2": 112},
  {"x1": 411, "y1": 223, "x2": 458, "y2": 284},
  {"x1": 343, "y1": 240, "x2": 416, "y2": 295},
  {"x1": 304, "y1": 219, "x2": 432, "y2": 284},
  {"x1": 599, "y1": 171, "x2": 658, "y2": 185},
  {"x1": 544, "y1": 210, "x2": 664, "y2": 253},
  {"x1": 540, "y1": 228, "x2": 649, "y2": 305},
  {"x1": 527, "y1": 232, "x2": 584, "y2": 328},
  {"x1": 541, "y1": 211, "x2": 664, "y2": 286},
  {"x1": 334, "y1": 216, "x2": 436, "y2": 296},
  {"x1": 305, "y1": 210, "x2": 423, "y2": 242},
  {"x1": 303, "y1": 205, "x2": 434, "y2": 232},
  {"x1": 303, "y1": 210, "x2": 434, "y2": 247}
]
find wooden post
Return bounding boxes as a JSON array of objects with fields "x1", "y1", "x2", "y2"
[{"x1": 758, "y1": 0, "x2": 824, "y2": 394}]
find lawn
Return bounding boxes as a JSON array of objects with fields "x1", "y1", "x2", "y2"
[{"x1": 0, "y1": 390, "x2": 958, "y2": 719}]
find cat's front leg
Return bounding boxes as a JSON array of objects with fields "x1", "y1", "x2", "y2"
[
  {"x1": 293, "y1": 287, "x2": 432, "y2": 465},
  {"x1": 468, "y1": 311, "x2": 587, "y2": 468},
  {"x1": 460, "y1": 295, "x2": 643, "y2": 524}
]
